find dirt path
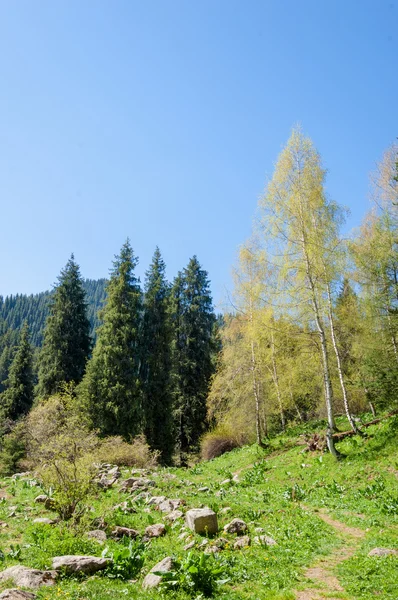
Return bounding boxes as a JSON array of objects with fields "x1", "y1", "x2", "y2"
[{"x1": 295, "y1": 507, "x2": 366, "y2": 600}]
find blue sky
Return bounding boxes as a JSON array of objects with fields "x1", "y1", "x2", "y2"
[{"x1": 0, "y1": 0, "x2": 397, "y2": 306}]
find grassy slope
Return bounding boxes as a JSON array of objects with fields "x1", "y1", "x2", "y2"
[{"x1": 0, "y1": 413, "x2": 397, "y2": 600}]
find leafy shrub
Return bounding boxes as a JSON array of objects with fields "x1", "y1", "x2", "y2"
[
  {"x1": 102, "y1": 539, "x2": 146, "y2": 580},
  {"x1": 240, "y1": 461, "x2": 269, "y2": 487},
  {"x1": 24, "y1": 395, "x2": 100, "y2": 520},
  {"x1": 283, "y1": 483, "x2": 306, "y2": 501},
  {"x1": 201, "y1": 426, "x2": 246, "y2": 461},
  {"x1": 158, "y1": 552, "x2": 229, "y2": 597},
  {"x1": 96, "y1": 434, "x2": 159, "y2": 468}
]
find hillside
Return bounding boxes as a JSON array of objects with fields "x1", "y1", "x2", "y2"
[
  {"x1": 0, "y1": 279, "x2": 107, "y2": 346},
  {"x1": 0, "y1": 414, "x2": 396, "y2": 599}
]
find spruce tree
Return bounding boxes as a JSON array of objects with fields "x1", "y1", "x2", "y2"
[
  {"x1": 1, "y1": 322, "x2": 34, "y2": 420},
  {"x1": 36, "y1": 255, "x2": 91, "y2": 397},
  {"x1": 140, "y1": 248, "x2": 174, "y2": 464},
  {"x1": 78, "y1": 240, "x2": 143, "y2": 438},
  {"x1": 172, "y1": 256, "x2": 216, "y2": 457}
]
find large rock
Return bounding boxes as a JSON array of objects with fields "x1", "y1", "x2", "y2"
[
  {"x1": 223, "y1": 518, "x2": 248, "y2": 535},
  {"x1": 142, "y1": 556, "x2": 174, "y2": 589},
  {"x1": 186, "y1": 508, "x2": 218, "y2": 534},
  {"x1": 158, "y1": 499, "x2": 184, "y2": 513},
  {"x1": 368, "y1": 547, "x2": 398, "y2": 557},
  {"x1": 120, "y1": 477, "x2": 155, "y2": 492},
  {"x1": 165, "y1": 509, "x2": 184, "y2": 522},
  {"x1": 0, "y1": 566, "x2": 57, "y2": 588},
  {"x1": 33, "y1": 495, "x2": 55, "y2": 510},
  {"x1": 0, "y1": 591, "x2": 36, "y2": 599},
  {"x1": 52, "y1": 555, "x2": 111, "y2": 574},
  {"x1": 145, "y1": 523, "x2": 166, "y2": 538},
  {"x1": 234, "y1": 535, "x2": 251, "y2": 549},
  {"x1": 254, "y1": 535, "x2": 276, "y2": 546},
  {"x1": 111, "y1": 526, "x2": 140, "y2": 539},
  {"x1": 86, "y1": 529, "x2": 107, "y2": 543}
]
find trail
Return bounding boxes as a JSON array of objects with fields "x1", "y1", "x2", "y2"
[{"x1": 295, "y1": 508, "x2": 365, "y2": 600}]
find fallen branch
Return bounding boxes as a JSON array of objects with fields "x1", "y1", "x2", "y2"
[{"x1": 332, "y1": 410, "x2": 398, "y2": 440}]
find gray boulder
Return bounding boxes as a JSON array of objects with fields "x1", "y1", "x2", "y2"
[
  {"x1": 368, "y1": 547, "x2": 398, "y2": 557},
  {"x1": 0, "y1": 566, "x2": 57, "y2": 588},
  {"x1": 86, "y1": 530, "x2": 107, "y2": 543},
  {"x1": 142, "y1": 556, "x2": 174, "y2": 589},
  {"x1": 111, "y1": 526, "x2": 140, "y2": 539},
  {"x1": 145, "y1": 523, "x2": 166, "y2": 538},
  {"x1": 0, "y1": 590, "x2": 36, "y2": 599},
  {"x1": 223, "y1": 518, "x2": 248, "y2": 535},
  {"x1": 234, "y1": 535, "x2": 251, "y2": 549},
  {"x1": 186, "y1": 508, "x2": 218, "y2": 534},
  {"x1": 52, "y1": 555, "x2": 111, "y2": 574},
  {"x1": 254, "y1": 535, "x2": 277, "y2": 546}
]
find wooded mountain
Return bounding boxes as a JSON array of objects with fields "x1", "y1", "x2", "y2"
[{"x1": 0, "y1": 279, "x2": 107, "y2": 347}]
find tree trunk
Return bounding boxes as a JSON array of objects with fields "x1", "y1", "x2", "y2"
[
  {"x1": 271, "y1": 332, "x2": 286, "y2": 431},
  {"x1": 326, "y1": 282, "x2": 360, "y2": 434}
]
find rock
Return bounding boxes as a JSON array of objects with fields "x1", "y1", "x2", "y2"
[
  {"x1": 186, "y1": 508, "x2": 218, "y2": 535},
  {"x1": 121, "y1": 477, "x2": 155, "y2": 492},
  {"x1": 254, "y1": 527, "x2": 265, "y2": 533},
  {"x1": 0, "y1": 590, "x2": 37, "y2": 599},
  {"x1": 158, "y1": 499, "x2": 184, "y2": 513},
  {"x1": 213, "y1": 537, "x2": 229, "y2": 549},
  {"x1": 234, "y1": 535, "x2": 251, "y2": 549},
  {"x1": 86, "y1": 530, "x2": 107, "y2": 543},
  {"x1": 184, "y1": 541, "x2": 196, "y2": 550},
  {"x1": 220, "y1": 479, "x2": 231, "y2": 486},
  {"x1": 97, "y1": 476, "x2": 118, "y2": 490},
  {"x1": 33, "y1": 495, "x2": 55, "y2": 510},
  {"x1": 11, "y1": 472, "x2": 31, "y2": 479},
  {"x1": 32, "y1": 518, "x2": 56, "y2": 525},
  {"x1": 368, "y1": 547, "x2": 398, "y2": 557},
  {"x1": 111, "y1": 526, "x2": 140, "y2": 539},
  {"x1": 198, "y1": 487, "x2": 209, "y2": 492},
  {"x1": 0, "y1": 566, "x2": 57, "y2": 588},
  {"x1": 107, "y1": 466, "x2": 121, "y2": 478},
  {"x1": 165, "y1": 509, "x2": 184, "y2": 522},
  {"x1": 0, "y1": 521, "x2": 8, "y2": 528},
  {"x1": 223, "y1": 518, "x2": 248, "y2": 535},
  {"x1": 178, "y1": 531, "x2": 189, "y2": 540},
  {"x1": 52, "y1": 555, "x2": 111, "y2": 574},
  {"x1": 254, "y1": 535, "x2": 277, "y2": 546},
  {"x1": 145, "y1": 523, "x2": 166, "y2": 538},
  {"x1": 147, "y1": 496, "x2": 166, "y2": 507},
  {"x1": 219, "y1": 507, "x2": 232, "y2": 514},
  {"x1": 142, "y1": 556, "x2": 174, "y2": 589},
  {"x1": 232, "y1": 474, "x2": 240, "y2": 482},
  {"x1": 205, "y1": 545, "x2": 220, "y2": 554},
  {"x1": 198, "y1": 539, "x2": 209, "y2": 548}
]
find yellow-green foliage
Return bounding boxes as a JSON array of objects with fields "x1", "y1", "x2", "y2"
[
  {"x1": 201, "y1": 425, "x2": 247, "y2": 461},
  {"x1": 97, "y1": 434, "x2": 159, "y2": 468}
]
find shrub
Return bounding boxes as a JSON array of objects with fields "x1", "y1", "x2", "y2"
[
  {"x1": 24, "y1": 395, "x2": 100, "y2": 520},
  {"x1": 102, "y1": 539, "x2": 146, "y2": 579},
  {"x1": 158, "y1": 552, "x2": 229, "y2": 597},
  {"x1": 201, "y1": 426, "x2": 246, "y2": 461},
  {"x1": 96, "y1": 434, "x2": 159, "y2": 468}
]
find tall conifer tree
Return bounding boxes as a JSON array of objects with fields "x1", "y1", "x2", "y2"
[
  {"x1": 141, "y1": 247, "x2": 174, "y2": 463},
  {"x1": 172, "y1": 257, "x2": 215, "y2": 457},
  {"x1": 1, "y1": 322, "x2": 34, "y2": 420},
  {"x1": 79, "y1": 240, "x2": 143, "y2": 438},
  {"x1": 37, "y1": 256, "x2": 91, "y2": 397}
]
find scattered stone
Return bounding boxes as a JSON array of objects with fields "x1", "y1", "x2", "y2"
[
  {"x1": 184, "y1": 541, "x2": 196, "y2": 551},
  {"x1": 186, "y1": 507, "x2": 218, "y2": 535},
  {"x1": 32, "y1": 518, "x2": 56, "y2": 525},
  {"x1": 162, "y1": 473, "x2": 177, "y2": 481},
  {"x1": 145, "y1": 524, "x2": 166, "y2": 538},
  {"x1": 33, "y1": 496, "x2": 55, "y2": 510},
  {"x1": 220, "y1": 479, "x2": 231, "y2": 486},
  {"x1": 86, "y1": 530, "x2": 107, "y2": 543},
  {"x1": 198, "y1": 487, "x2": 209, "y2": 492},
  {"x1": 97, "y1": 476, "x2": 118, "y2": 490},
  {"x1": 142, "y1": 557, "x2": 174, "y2": 590},
  {"x1": 219, "y1": 507, "x2": 232, "y2": 514},
  {"x1": 234, "y1": 535, "x2": 251, "y2": 549},
  {"x1": 205, "y1": 545, "x2": 220, "y2": 554},
  {"x1": 254, "y1": 535, "x2": 277, "y2": 546},
  {"x1": 147, "y1": 496, "x2": 166, "y2": 508},
  {"x1": 121, "y1": 477, "x2": 155, "y2": 492},
  {"x1": 368, "y1": 547, "x2": 398, "y2": 557},
  {"x1": 254, "y1": 527, "x2": 265, "y2": 533},
  {"x1": 52, "y1": 556, "x2": 111, "y2": 574},
  {"x1": 111, "y1": 526, "x2": 140, "y2": 539},
  {"x1": 0, "y1": 521, "x2": 8, "y2": 528},
  {"x1": 232, "y1": 474, "x2": 240, "y2": 483},
  {"x1": 158, "y1": 499, "x2": 184, "y2": 513},
  {"x1": 11, "y1": 472, "x2": 31, "y2": 479},
  {"x1": 164, "y1": 509, "x2": 184, "y2": 522},
  {"x1": 223, "y1": 518, "x2": 248, "y2": 535},
  {"x1": 178, "y1": 531, "x2": 189, "y2": 540},
  {"x1": 107, "y1": 466, "x2": 121, "y2": 478},
  {"x1": 198, "y1": 539, "x2": 209, "y2": 548},
  {"x1": 0, "y1": 566, "x2": 57, "y2": 588},
  {"x1": 0, "y1": 590, "x2": 36, "y2": 599}
]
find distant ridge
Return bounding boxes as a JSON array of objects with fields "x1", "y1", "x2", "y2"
[{"x1": 0, "y1": 278, "x2": 107, "y2": 346}]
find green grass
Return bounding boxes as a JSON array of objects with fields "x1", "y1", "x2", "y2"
[{"x1": 0, "y1": 414, "x2": 397, "y2": 599}]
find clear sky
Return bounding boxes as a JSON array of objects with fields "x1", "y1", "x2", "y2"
[{"x1": 0, "y1": 0, "x2": 397, "y2": 306}]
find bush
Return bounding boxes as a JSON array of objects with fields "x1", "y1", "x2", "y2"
[
  {"x1": 24, "y1": 395, "x2": 100, "y2": 520},
  {"x1": 97, "y1": 434, "x2": 159, "y2": 468},
  {"x1": 158, "y1": 552, "x2": 229, "y2": 597},
  {"x1": 201, "y1": 426, "x2": 246, "y2": 461}
]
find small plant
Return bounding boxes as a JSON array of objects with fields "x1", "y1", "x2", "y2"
[
  {"x1": 241, "y1": 461, "x2": 269, "y2": 487},
  {"x1": 102, "y1": 539, "x2": 146, "y2": 580},
  {"x1": 157, "y1": 552, "x2": 230, "y2": 597},
  {"x1": 283, "y1": 483, "x2": 306, "y2": 501}
]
